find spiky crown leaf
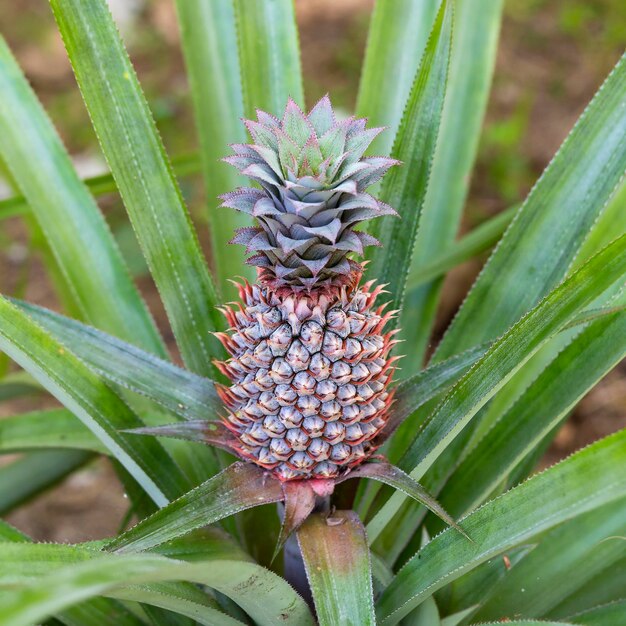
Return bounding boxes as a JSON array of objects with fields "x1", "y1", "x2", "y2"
[{"x1": 221, "y1": 96, "x2": 398, "y2": 291}]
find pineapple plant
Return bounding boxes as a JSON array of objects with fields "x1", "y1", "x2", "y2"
[
  {"x1": 0, "y1": 0, "x2": 625, "y2": 625},
  {"x1": 127, "y1": 97, "x2": 467, "y2": 541}
]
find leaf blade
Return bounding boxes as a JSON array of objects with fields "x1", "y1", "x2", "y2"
[
  {"x1": 297, "y1": 511, "x2": 376, "y2": 626},
  {"x1": 387, "y1": 342, "x2": 489, "y2": 438},
  {"x1": 0, "y1": 36, "x2": 164, "y2": 355},
  {"x1": 175, "y1": 0, "x2": 254, "y2": 296},
  {"x1": 234, "y1": 0, "x2": 304, "y2": 117},
  {"x1": 0, "y1": 544, "x2": 314, "y2": 626},
  {"x1": 368, "y1": 232, "x2": 626, "y2": 542},
  {"x1": 400, "y1": 0, "x2": 504, "y2": 367},
  {"x1": 13, "y1": 299, "x2": 221, "y2": 422},
  {"x1": 50, "y1": 0, "x2": 224, "y2": 376},
  {"x1": 0, "y1": 451, "x2": 90, "y2": 515},
  {"x1": 472, "y1": 498, "x2": 626, "y2": 622},
  {"x1": 438, "y1": 306, "x2": 626, "y2": 521},
  {"x1": 0, "y1": 153, "x2": 202, "y2": 221},
  {"x1": 356, "y1": 0, "x2": 440, "y2": 157},
  {"x1": 0, "y1": 296, "x2": 189, "y2": 507},
  {"x1": 570, "y1": 600, "x2": 626, "y2": 625},
  {"x1": 366, "y1": 0, "x2": 453, "y2": 322},
  {"x1": 375, "y1": 428, "x2": 626, "y2": 624},
  {"x1": 406, "y1": 205, "x2": 515, "y2": 290},
  {"x1": 107, "y1": 463, "x2": 283, "y2": 553},
  {"x1": 0, "y1": 408, "x2": 105, "y2": 454},
  {"x1": 434, "y1": 51, "x2": 626, "y2": 361}
]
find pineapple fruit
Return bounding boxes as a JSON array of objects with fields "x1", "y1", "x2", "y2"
[{"x1": 215, "y1": 97, "x2": 400, "y2": 480}]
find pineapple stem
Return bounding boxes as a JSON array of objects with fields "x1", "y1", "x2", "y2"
[{"x1": 280, "y1": 494, "x2": 331, "y2": 611}]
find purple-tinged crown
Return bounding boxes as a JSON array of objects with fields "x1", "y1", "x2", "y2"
[{"x1": 221, "y1": 96, "x2": 398, "y2": 291}]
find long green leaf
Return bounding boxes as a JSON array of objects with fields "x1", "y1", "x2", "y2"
[
  {"x1": 389, "y1": 342, "x2": 488, "y2": 436},
  {"x1": 14, "y1": 307, "x2": 224, "y2": 489},
  {"x1": 471, "y1": 498, "x2": 626, "y2": 623},
  {"x1": 400, "y1": 0, "x2": 504, "y2": 368},
  {"x1": 0, "y1": 523, "x2": 234, "y2": 626},
  {"x1": 0, "y1": 153, "x2": 202, "y2": 221},
  {"x1": 0, "y1": 521, "x2": 28, "y2": 542},
  {"x1": 405, "y1": 175, "x2": 626, "y2": 557},
  {"x1": 0, "y1": 543, "x2": 314, "y2": 626},
  {"x1": 175, "y1": 0, "x2": 254, "y2": 297},
  {"x1": 437, "y1": 170, "x2": 626, "y2": 523},
  {"x1": 297, "y1": 511, "x2": 375, "y2": 626},
  {"x1": 50, "y1": 0, "x2": 224, "y2": 377},
  {"x1": 0, "y1": 374, "x2": 41, "y2": 402},
  {"x1": 0, "y1": 451, "x2": 90, "y2": 514},
  {"x1": 367, "y1": 232, "x2": 626, "y2": 542},
  {"x1": 441, "y1": 607, "x2": 479, "y2": 626},
  {"x1": 112, "y1": 587, "x2": 241, "y2": 626},
  {"x1": 384, "y1": 304, "x2": 607, "y2": 446},
  {"x1": 0, "y1": 198, "x2": 25, "y2": 221},
  {"x1": 356, "y1": 0, "x2": 440, "y2": 157},
  {"x1": 234, "y1": 0, "x2": 304, "y2": 117},
  {"x1": 0, "y1": 524, "x2": 153, "y2": 626},
  {"x1": 408, "y1": 596, "x2": 441, "y2": 626},
  {"x1": 370, "y1": 552, "x2": 394, "y2": 590},
  {"x1": 466, "y1": 623, "x2": 573, "y2": 626},
  {"x1": 366, "y1": 0, "x2": 452, "y2": 320},
  {"x1": 141, "y1": 528, "x2": 252, "y2": 626},
  {"x1": 356, "y1": 305, "x2": 612, "y2": 519},
  {"x1": 408, "y1": 180, "x2": 626, "y2": 548},
  {"x1": 569, "y1": 601, "x2": 626, "y2": 625},
  {"x1": 107, "y1": 463, "x2": 282, "y2": 553},
  {"x1": 0, "y1": 408, "x2": 105, "y2": 454},
  {"x1": 574, "y1": 178, "x2": 626, "y2": 270},
  {"x1": 0, "y1": 36, "x2": 164, "y2": 356},
  {"x1": 56, "y1": 598, "x2": 150, "y2": 626},
  {"x1": 548, "y1": 560, "x2": 626, "y2": 620},
  {"x1": 437, "y1": 306, "x2": 626, "y2": 521},
  {"x1": 436, "y1": 546, "x2": 533, "y2": 618},
  {"x1": 14, "y1": 300, "x2": 221, "y2": 421},
  {"x1": 406, "y1": 205, "x2": 515, "y2": 290},
  {"x1": 434, "y1": 52, "x2": 626, "y2": 361},
  {"x1": 457, "y1": 179, "x2": 626, "y2": 465},
  {"x1": 375, "y1": 427, "x2": 626, "y2": 625},
  {"x1": 0, "y1": 296, "x2": 189, "y2": 507}
]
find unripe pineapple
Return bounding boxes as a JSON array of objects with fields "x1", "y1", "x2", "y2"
[{"x1": 216, "y1": 97, "x2": 400, "y2": 481}]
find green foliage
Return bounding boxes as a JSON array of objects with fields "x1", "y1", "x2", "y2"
[
  {"x1": 399, "y1": 0, "x2": 505, "y2": 368},
  {"x1": 357, "y1": 0, "x2": 440, "y2": 158},
  {"x1": 0, "y1": 36, "x2": 164, "y2": 355},
  {"x1": 50, "y1": 0, "x2": 225, "y2": 377},
  {"x1": 297, "y1": 512, "x2": 375, "y2": 626},
  {"x1": 366, "y1": 0, "x2": 453, "y2": 321},
  {"x1": 175, "y1": 0, "x2": 254, "y2": 298},
  {"x1": 0, "y1": 1, "x2": 625, "y2": 625},
  {"x1": 233, "y1": 0, "x2": 304, "y2": 117}
]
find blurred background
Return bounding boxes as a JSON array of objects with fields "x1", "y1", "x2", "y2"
[{"x1": 0, "y1": 0, "x2": 625, "y2": 542}]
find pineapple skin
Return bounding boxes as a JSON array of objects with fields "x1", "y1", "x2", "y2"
[{"x1": 216, "y1": 270, "x2": 397, "y2": 480}]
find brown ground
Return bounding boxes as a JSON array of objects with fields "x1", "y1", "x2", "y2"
[{"x1": 1, "y1": 0, "x2": 624, "y2": 542}]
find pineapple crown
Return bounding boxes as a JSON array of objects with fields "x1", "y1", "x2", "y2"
[{"x1": 221, "y1": 96, "x2": 399, "y2": 291}]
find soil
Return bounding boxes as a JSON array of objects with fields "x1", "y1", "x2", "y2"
[{"x1": 1, "y1": 0, "x2": 624, "y2": 542}]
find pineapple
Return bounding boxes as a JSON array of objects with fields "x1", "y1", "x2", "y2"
[{"x1": 215, "y1": 97, "x2": 400, "y2": 480}]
